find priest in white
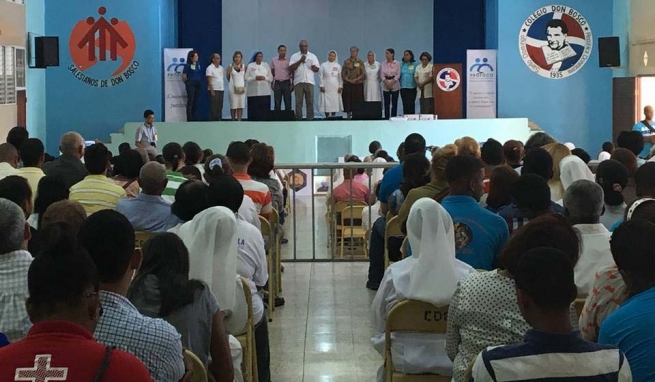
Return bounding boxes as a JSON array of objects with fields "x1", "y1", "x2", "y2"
[
  {"x1": 365, "y1": 51, "x2": 382, "y2": 102},
  {"x1": 371, "y1": 198, "x2": 475, "y2": 380},
  {"x1": 319, "y1": 50, "x2": 343, "y2": 117}
]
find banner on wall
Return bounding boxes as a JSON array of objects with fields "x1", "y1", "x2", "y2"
[
  {"x1": 164, "y1": 48, "x2": 192, "y2": 122},
  {"x1": 466, "y1": 50, "x2": 497, "y2": 119},
  {"x1": 518, "y1": 5, "x2": 593, "y2": 80}
]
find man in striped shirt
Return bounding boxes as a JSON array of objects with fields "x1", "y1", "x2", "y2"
[
  {"x1": 69, "y1": 143, "x2": 126, "y2": 215},
  {"x1": 470, "y1": 247, "x2": 631, "y2": 381},
  {"x1": 227, "y1": 141, "x2": 272, "y2": 219}
]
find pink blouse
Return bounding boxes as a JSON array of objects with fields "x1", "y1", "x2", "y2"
[{"x1": 379, "y1": 60, "x2": 400, "y2": 92}]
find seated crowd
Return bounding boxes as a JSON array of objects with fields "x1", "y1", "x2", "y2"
[{"x1": 2, "y1": 119, "x2": 655, "y2": 382}]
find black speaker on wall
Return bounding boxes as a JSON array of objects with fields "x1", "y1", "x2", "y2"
[
  {"x1": 598, "y1": 37, "x2": 620, "y2": 68},
  {"x1": 35, "y1": 36, "x2": 59, "y2": 68}
]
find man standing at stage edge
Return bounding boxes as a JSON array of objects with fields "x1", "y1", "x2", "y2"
[
  {"x1": 289, "y1": 40, "x2": 319, "y2": 121},
  {"x1": 633, "y1": 105, "x2": 655, "y2": 160},
  {"x1": 342, "y1": 46, "x2": 365, "y2": 120},
  {"x1": 271, "y1": 45, "x2": 293, "y2": 112}
]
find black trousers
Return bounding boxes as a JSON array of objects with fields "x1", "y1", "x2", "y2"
[
  {"x1": 185, "y1": 80, "x2": 201, "y2": 121},
  {"x1": 383, "y1": 90, "x2": 399, "y2": 120},
  {"x1": 273, "y1": 80, "x2": 292, "y2": 111},
  {"x1": 400, "y1": 88, "x2": 417, "y2": 115},
  {"x1": 247, "y1": 95, "x2": 271, "y2": 121},
  {"x1": 255, "y1": 313, "x2": 271, "y2": 382}
]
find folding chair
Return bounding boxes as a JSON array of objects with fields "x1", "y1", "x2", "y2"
[
  {"x1": 384, "y1": 216, "x2": 404, "y2": 270},
  {"x1": 269, "y1": 208, "x2": 282, "y2": 295},
  {"x1": 134, "y1": 231, "x2": 155, "y2": 249},
  {"x1": 183, "y1": 349, "x2": 208, "y2": 382},
  {"x1": 384, "y1": 300, "x2": 451, "y2": 381},
  {"x1": 259, "y1": 216, "x2": 275, "y2": 321},
  {"x1": 236, "y1": 277, "x2": 259, "y2": 382},
  {"x1": 574, "y1": 297, "x2": 586, "y2": 318},
  {"x1": 340, "y1": 205, "x2": 368, "y2": 258},
  {"x1": 333, "y1": 201, "x2": 368, "y2": 257}
]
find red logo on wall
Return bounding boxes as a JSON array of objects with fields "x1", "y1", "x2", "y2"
[{"x1": 68, "y1": 6, "x2": 140, "y2": 87}]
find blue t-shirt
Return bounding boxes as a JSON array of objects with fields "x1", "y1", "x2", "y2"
[
  {"x1": 633, "y1": 121, "x2": 653, "y2": 158},
  {"x1": 399, "y1": 62, "x2": 417, "y2": 89},
  {"x1": 183, "y1": 63, "x2": 204, "y2": 82},
  {"x1": 441, "y1": 195, "x2": 509, "y2": 270},
  {"x1": 379, "y1": 163, "x2": 404, "y2": 205},
  {"x1": 599, "y1": 286, "x2": 655, "y2": 382}
]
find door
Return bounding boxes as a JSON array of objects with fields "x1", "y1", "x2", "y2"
[
  {"x1": 16, "y1": 90, "x2": 26, "y2": 128},
  {"x1": 613, "y1": 77, "x2": 638, "y2": 143}
]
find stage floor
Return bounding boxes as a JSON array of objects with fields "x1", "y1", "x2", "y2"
[{"x1": 108, "y1": 118, "x2": 531, "y2": 163}]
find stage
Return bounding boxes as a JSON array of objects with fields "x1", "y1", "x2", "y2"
[{"x1": 106, "y1": 118, "x2": 532, "y2": 163}]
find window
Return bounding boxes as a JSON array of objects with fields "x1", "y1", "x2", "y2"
[{"x1": 0, "y1": 46, "x2": 17, "y2": 105}]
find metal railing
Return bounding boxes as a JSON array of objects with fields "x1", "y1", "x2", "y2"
[{"x1": 276, "y1": 162, "x2": 397, "y2": 261}]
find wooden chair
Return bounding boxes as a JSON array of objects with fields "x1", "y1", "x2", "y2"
[
  {"x1": 339, "y1": 205, "x2": 368, "y2": 258},
  {"x1": 183, "y1": 349, "x2": 208, "y2": 382},
  {"x1": 384, "y1": 300, "x2": 451, "y2": 381},
  {"x1": 134, "y1": 231, "x2": 155, "y2": 249},
  {"x1": 259, "y1": 216, "x2": 275, "y2": 321},
  {"x1": 384, "y1": 217, "x2": 404, "y2": 270},
  {"x1": 269, "y1": 208, "x2": 282, "y2": 295},
  {"x1": 401, "y1": 237, "x2": 409, "y2": 259},
  {"x1": 574, "y1": 297, "x2": 586, "y2": 318},
  {"x1": 236, "y1": 277, "x2": 259, "y2": 382},
  {"x1": 333, "y1": 201, "x2": 368, "y2": 256}
]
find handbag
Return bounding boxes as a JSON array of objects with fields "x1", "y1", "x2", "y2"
[{"x1": 234, "y1": 87, "x2": 245, "y2": 94}]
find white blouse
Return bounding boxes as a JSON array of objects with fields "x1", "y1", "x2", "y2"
[{"x1": 245, "y1": 62, "x2": 273, "y2": 97}]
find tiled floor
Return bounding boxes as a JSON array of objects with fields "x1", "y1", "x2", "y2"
[{"x1": 269, "y1": 262, "x2": 381, "y2": 382}]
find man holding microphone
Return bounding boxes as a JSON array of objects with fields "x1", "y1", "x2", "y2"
[{"x1": 289, "y1": 40, "x2": 319, "y2": 120}]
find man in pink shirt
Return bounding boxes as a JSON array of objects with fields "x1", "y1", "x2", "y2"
[
  {"x1": 270, "y1": 45, "x2": 293, "y2": 111},
  {"x1": 332, "y1": 156, "x2": 370, "y2": 204}
]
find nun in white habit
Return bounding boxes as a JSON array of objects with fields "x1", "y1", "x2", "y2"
[
  {"x1": 364, "y1": 50, "x2": 382, "y2": 102},
  {"x1": 556, "y1": 155, "x2": 596, "y2": 205},
  {"x1": 371, "y1": 198, "x2": 475, "y2": 380},
  {"x1": 319, "y1": 50, "x2": 343, "y2": 116}
]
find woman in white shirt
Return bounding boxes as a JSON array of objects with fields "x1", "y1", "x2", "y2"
[
  {"x1": 227, "y1": 51, "x2": 246, "y2": 121},
  {"x1": 364, "y1": 51, "x2": 382, "y2": 102},
  {"x1": 371, "y1": 198, "x2": 476, "y2": 381},
  {"x1": 414, "y1": 52, "x2": 434, "y2": 114},
  {"x1": 245, "y1": 52, "x2": 273, "y2": 121},
  {"x1": 319, "y1": 50, "x2": 343, "y2": 117},
  {"x1": 205, "y1": 53, "x2": 225, "y2": 121}
]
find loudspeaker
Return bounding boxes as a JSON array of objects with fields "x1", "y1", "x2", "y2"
[
  {"x1": 35, "y1": 36, "x2": 59, "y2": 68},
  {"x1": 598, "y1": 37, "x2": 620, "y2": 68},
  {"x1": 352, "y1": 102, "x2": 382, "y2": 120},
  {"x1": 264, "y1": 110, "x2": 295, "y2": 121}
]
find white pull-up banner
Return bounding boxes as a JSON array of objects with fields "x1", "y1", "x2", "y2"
[
  {"x1": 164, "y1": 48, "x2": 193, "y2": 122},
  {"x1": 466, "y1": 49, "x2": 497, "y2": 119}
]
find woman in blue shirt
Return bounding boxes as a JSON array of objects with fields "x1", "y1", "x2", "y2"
[
  {"x1": 400, "y1": 50, "x2": 418, "y2": 115},
  {"x1": 182, "y1": 50, "x2": 202, "y2": 122}
]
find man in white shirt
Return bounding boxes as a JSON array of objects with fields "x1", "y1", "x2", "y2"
[
  {"x1": 0, "y1": 143, "x2": 19, "y2": 180},
  {"x1": 135, "y1": 110, "x2": 158, "y2": 158},
  {"x1": 206, "y1": 53, "x2": 225, "y2": 121},
  {"x1": 289, "y1": 40, "x2": 319, "y2": 121},
  {"x1": 563, "y1": 179, "x2": 615, "y2": 296}
]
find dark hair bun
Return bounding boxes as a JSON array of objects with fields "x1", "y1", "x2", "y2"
[{"x1": 38, "y1": 222, "x2": 77, "y2": 257}]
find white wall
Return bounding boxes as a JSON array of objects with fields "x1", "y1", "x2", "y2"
[
  {"x1": 0, "y1": 0, "x2": 26, "y2": 139},
  {"x1": 26, "y1": 0, "x2": 46, "y2": 144}
]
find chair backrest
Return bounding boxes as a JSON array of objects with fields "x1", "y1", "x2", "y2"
[
  {"x1": 183, "y1": 349, "x2": 208, "y2": 382},
  {"x1": 134, "y1": 231, "x2": 155, "y2": 249},
  {"x1": 574, "y1": 297, "x2": 586, "y2": 318},
  {"x1": 240, "y1": 277, "x2": 254, "y2": 323},
  {"x1": 385, "y1": 300, "x2": 449, "y2": 341},
  {"x1": 269, "y1": 208, "x2": 280, "y2": 227},
  {"x1": 340, "y1": 205, "x2": 366, "y2": 227},
  {"x1": 334, "y1": 200, "x2": 368, "y2": 224},
  {"x1": 386, "y1": 216, "x2": 403, "y2": 238},
  {"x1": 401, "y1": 237, "x2": 409, "y2": 259},
  {"x1": 259, "y1": 216, "x2": 272, "y2": 238}
]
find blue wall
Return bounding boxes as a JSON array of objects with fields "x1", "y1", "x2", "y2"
[
  {"x1": 487, "y1": 0, "x2": 614, "y2": 152},
  {"x1": 44, "y1": 0, "x2": 176, "y2": 153},
  {"x1": 612, "y1": 0, "x2": 630, "y2": 78}
]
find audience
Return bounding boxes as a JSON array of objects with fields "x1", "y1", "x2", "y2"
[
  {"x1": 388, "y1": 153, "x2": 430, "y2": 215},
  {"x1": 170, "y1": 180, "x2": 209, "y2": 230},
  {"x1": 16, "y1": 138, "x2": 46, "y2": 205},
  {"x1": 116, "y1": 162, "x2": 179, "y2": 232},
  {"x1": 208, "y1": 176, "x2": 271, "y2": 382},
  {"x1": 78, "y1": 210, "x2": 185, "y2": 381},
  {"x1": 559, "y1": 154, "x2": 595, "y2": 196},
  {"x1": 0, "y1": 223, "x2": 152, "y2": 381},
  {"x1": 367, "y1": 133, "x2": 426, "y2": 290},
  {"x1": 579, "y1": 197, "x2": 655, "y2": 342},
  {"x1": 128, "y1": 233, "x2": 234, "y2": 381},
  {"x1": 596, "y1": 159, "x2": 629, "y2": 229},
  {"x1": 112, "y1": 149, "x2": 144, "y2": 198},
  {"x1": 543, "y1": 142, "x2": 571, "y2": 201},
  {"x1": 446, "y1": 214, "x2": 579, "y2": 382},
  {"x1": 441, "y1": 155, "x2": 509, "y2": 270},
  {"x1": 0, "y1": 198, "x2": 32, "y2": 343},
  {"x1": 521, "y1": 147, "x2": 553, "y2": 180},
  {"x1": 0, "y1": 142, "x2": 19, "y2": 179},
  {"x1": 28, "y1": 176, "x2": 68, "y2": 230},
  {"x1": 480, "y1": 138, "x2": 504, "y2": 193},
  {"x1": 613, "y1": 148, "x2": 639, "y2": 204},
  {"x1": 599, "y1": 141, "x2": 614, "y2": 161},
  {"x1": 6, "y1": 126, "x2": 29, "y2": 154},
  {"x1": 0, "y1": 175, "x2": 33, "y2": 218},
  {"x1": 572, "y1": 147, "x2": 591, "y2": 164},
  {"x1": 43, "y1": 132, "x2": 88, "y2": 189},
  {"x1": 69, "y1": 143, "x2": 126, "y2": 215},
  {"x1": 617, "y1": 130, "x2": 645, "y2": 165},
  {"x1": 41, "y1": 200, "x2": 87, "y2": 236},
  {"x1": 162, "y1": 142, "x2": 188, "y2": 203},
  {"x1": 454, "y1": 136, "x2": 481, "y2": 158},
  {"x1": 202, "y1": 148, "x2": 214, "y2": 162},
  {"x1": 484, "y1": 166, "x2": 519, "y2": 213},
  {"x1": 523, "y1": 132, "x2": 555, "y2": 152},
  {"x1": 470, "y1": 247, "x2": 631, "y2": 381},
  {"x1": 179, "y1": 164, "x2": 202, "y2": 181},
  {"x1": 599, "y1": 219, "x2": 655, "y2": 382},
  {"x1": 371, "y1": 199, "x2": 475, "y2": 380},
  {"x1": 502, "y1": 139, "x2": 523, "y2": 169},
  {"x1": 332, "y1": 155, "x2": 371, "y2": 204},
  {"x1": 227, "y1": 141, "x2": 273, "y2": 219},
  {"x1": 182, "y1": 141, "x2": 206, "y2": 178},
  {"x1": 365, "y1": 140, "x2": 382, "y2": 162},
  {"x1": 563, "y1": 180, "x2": 614, "y2": 296},
  {"x1": 635, "y1": 162, "x2": 655, "y2": 199},
  {"x1": 249, "y1": 143, "x2": 284, "y2": 212},
  {"x1": 498, "y1": 173, "x2": 559, "y2": 234}
]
